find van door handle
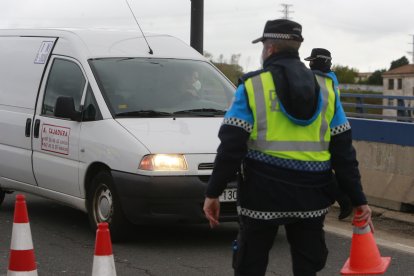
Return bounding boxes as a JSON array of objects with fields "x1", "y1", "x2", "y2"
[
  {"x1": 25, "y1": 118, "x2": 32, "y2": 137},
  {"x1": 34, "y1": 119, "x2": 41, "y2": 138}
]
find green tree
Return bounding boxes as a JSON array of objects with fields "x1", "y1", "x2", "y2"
[
  {"x1": 389, "y1": 56, "x2": 409, "y2": 70},
  {"x1": 204, "y1": 52, "x2": 244, "y2": 85},
  {"x1": 214, "y1": 62, "x2": 244, "y2": 85},
  {"x1": 218, "y1": 54, "x2": 224, "y2": 64},
  {"x1": 366, "y1": 69, "x2": 386, "y2": 85},
  {"x1": 332, "y1": 65, "x2": 359, "y2": 84},
  {"x1": 230, "y1": 54, "x2": 241, "y2": 65}
]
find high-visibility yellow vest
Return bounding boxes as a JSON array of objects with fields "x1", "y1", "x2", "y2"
[{"x1": 244, "y1": 71, "x2": 336, "y2": 162}]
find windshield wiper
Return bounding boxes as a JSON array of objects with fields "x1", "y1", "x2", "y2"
[
  {"x1": 116, "y1": 110, "x2": 173, "y2": 118},
  {"x1": 173, "y1": 108, "x2": 226, "y2": 116}
]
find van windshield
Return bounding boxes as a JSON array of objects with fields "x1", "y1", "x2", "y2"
[{"x1": 89, "y1": 58, "x2": 235, "y2": 117}]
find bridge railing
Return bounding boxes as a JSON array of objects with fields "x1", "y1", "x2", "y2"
[
  {"x1": 341, "y1": 93, "x2": 414, "y2": 122},
  {"x1": 339, "y1": 93, "x2": 414, "y2": 211}
]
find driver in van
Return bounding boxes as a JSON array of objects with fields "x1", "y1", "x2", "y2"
[{"x1": 176, "y1": 70, "x2": 202, "y2": 101}]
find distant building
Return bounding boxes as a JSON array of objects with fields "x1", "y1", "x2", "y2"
[
  {"x1": 382, "y1": 64, "x2": 414, "y2": 120},
  {"x1": 355, "y1": 72, "x2": 373, "y2": 83}
]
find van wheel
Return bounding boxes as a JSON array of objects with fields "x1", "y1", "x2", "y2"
[{"x1": 87, "y1": 170, "x2": 128, "y2": 241}]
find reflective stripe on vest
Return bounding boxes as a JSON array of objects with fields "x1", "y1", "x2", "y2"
[{"x1": 245, "y1": 72, "x2": 336, "y2": 162}]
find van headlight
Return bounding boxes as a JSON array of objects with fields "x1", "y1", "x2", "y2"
[{"x1": 139, "y1": 154, "x2": 188, "y2": 171}]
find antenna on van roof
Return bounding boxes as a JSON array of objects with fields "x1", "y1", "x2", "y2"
[{"x1": 124, "y1": 0, "x2": 154, "y2": 55}]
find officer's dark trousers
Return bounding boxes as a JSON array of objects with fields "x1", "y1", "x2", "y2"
[{"x1": 233, "y1": 216, "x2": 328, "y2": 276}]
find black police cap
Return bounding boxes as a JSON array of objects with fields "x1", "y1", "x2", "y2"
[
  {"x1": 252, "y1": 19, "x2": 304, "y2": 44},
  {"x1": 304, "y1": 48, "x2": 332, "y2": 61}
]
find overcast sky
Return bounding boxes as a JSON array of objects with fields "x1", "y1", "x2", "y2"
[{"x1": 1, "y1": 0, "x2": 413, "y2": 72}]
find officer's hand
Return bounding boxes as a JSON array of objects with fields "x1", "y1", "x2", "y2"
[
  {"x1": 354, "y1": 204, "x2": 374, "y2": 233},
  {"x1": 203, "y1": 197, "x2": 220, "y2": 228}
]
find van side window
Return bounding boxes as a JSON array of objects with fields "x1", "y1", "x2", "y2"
[
  {"x1": 82, "y1": 85, "x2": 102, "y2": 121},
  {"x1": 42, "y1": 58, "x2": 86, "y2": 117}
]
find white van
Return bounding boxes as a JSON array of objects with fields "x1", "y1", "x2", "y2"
[{"x1": 0, "y1": 28, "x2": 238, "y2": 238}]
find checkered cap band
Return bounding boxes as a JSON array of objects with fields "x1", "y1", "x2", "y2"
[
  {"x1": 246, "y1": 150, "x2": 331, "y2": 172},
  {"x1": 316, "y1": 55, "x2": 332, "y2": 60},
  {"x1": 237, "y1": 206, "x2": 329, "y2": 220},
  {"x1": 331, "y1": 122, "x2": 351, "y2": 136},
  {"x1": 223, "y1": 117, "x2": 253, "y2": 133},
  {"x1": 263, "y1": 33, "x2": 295, "y2": 40}
]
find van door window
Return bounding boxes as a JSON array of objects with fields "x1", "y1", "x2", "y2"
[
  {"x1": 42, "y1": 58, "x2": 86, "y2": 117},
  {"x1": 82, "y1": 84, "x2": 102, "y2": 121}
]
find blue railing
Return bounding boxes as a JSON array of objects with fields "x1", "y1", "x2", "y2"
[
  {"x1": 341, "y1": 93, "x2": 414, "y2": 122},
  {"x1": 341, "y1": 93, "x2": 414, "y2": 146}
]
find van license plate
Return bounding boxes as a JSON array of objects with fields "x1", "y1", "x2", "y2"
[{"x1": 219, "y1": 188, "x2": 237, "y2": 202}]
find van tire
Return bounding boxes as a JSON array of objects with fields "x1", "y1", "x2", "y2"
[{"x1": 87, "y1": 170, "x2": 128, "y2": 242}]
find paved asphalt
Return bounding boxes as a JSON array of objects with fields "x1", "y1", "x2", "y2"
[{"x1": 0, "y1": 193, "x2": 413, "y2": 276}]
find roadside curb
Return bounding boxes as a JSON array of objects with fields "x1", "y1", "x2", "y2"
[
  {"x1": 370, "y1": 206, "x2": 414, "y2": 226},
  {"x1": 330, "y1": 204, "x2": 414, "y2": 225}
]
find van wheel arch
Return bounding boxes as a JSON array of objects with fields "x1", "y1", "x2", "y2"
[
  {"x1": 84, "y1": 163, "x2": 110, "y2": 196},
  {"x1": 85, "y1": 164, "x2": 129, "y2": 241}
]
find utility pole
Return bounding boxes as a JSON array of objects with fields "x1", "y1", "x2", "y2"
[
  {"x1": 190, "y1": 0, "x2": 204, "y2": 54},
  {"x1": 408, "y1": 34, "x2": 414, "y2": 64},
  {"x1": 279, "y1": 4, "x2": 293, "y2": 20}
]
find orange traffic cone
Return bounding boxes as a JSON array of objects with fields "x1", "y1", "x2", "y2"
[
  {"x1": 7, "y1": 194, "x2": 38, "y2": 276},
  {"x1": 341, "y1": 211, "x2": 391, "y2": 275},
  {"x1": 92, "y1": 223, "x2": 117, "y2": 276}
]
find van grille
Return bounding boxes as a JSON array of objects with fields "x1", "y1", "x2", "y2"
[{"x1": 198, "y1": 163, "x2": 214, "y2": 170}]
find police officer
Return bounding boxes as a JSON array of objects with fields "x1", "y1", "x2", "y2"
[
  {"x1": 305, "y1": 48, "x2": 340, "y2": 91},
  {"x1": 203, "y1": 19, "x2": 373, "y2": 276},
  {"x1": 305, "y1": 48, "x2": 353, "y2": 220}
]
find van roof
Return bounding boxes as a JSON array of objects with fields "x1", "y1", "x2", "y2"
[{"x1": 0, "y1": 28, "x2": 205, "y2": 60}]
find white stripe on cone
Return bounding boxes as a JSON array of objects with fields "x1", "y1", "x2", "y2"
[
  {"x1": 10, "y1": 223, "x2": 34, "y2": 250},
  {"x1": 7, "y1": 270, "x2": 38, "y2": 276},
  {"x1": 92, "y1": 255, "x2": 117, "y2": 276}
]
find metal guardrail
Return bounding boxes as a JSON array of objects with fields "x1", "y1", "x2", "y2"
[{"x1": 341, "y1": 93, "x2": 414, "y2": 122}]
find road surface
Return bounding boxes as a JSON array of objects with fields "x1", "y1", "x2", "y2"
[{"x1": 1, "y1": 193, "x2": 413, "y2": 275}]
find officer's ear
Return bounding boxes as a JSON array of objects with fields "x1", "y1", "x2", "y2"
[
  {"x1": 263, "y1": 40, "x2": 275, "y2": 56},
  {"x1": 268, "y1": 43, "x2": 277, "y2": 55}
]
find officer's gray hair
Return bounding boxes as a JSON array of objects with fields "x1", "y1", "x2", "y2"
[{"x1": 265, "y1": 39, "x2": 301, "y2": 52}]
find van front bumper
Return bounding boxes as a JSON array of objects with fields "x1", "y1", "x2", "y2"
[{"x1": 111, "y1": 170, "x2": 238, "y2": 224}]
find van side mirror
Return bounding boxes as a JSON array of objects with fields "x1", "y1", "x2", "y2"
[{"x1": 54, "y1": 96, "x2": 82, "y2": 122}]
